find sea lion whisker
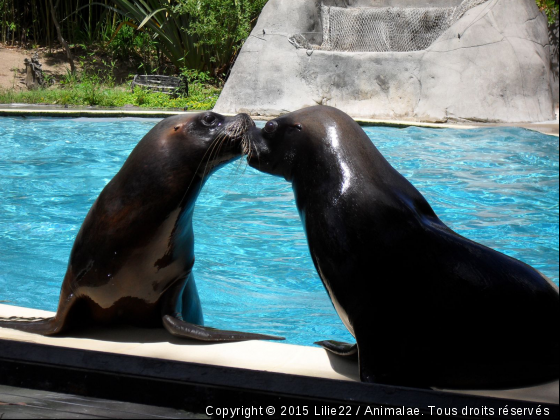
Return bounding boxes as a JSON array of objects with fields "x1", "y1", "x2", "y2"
[
  {"x1": 199, "y1": 131, "x2": 228, "y2": 186},
  {"x1": 215, "y1": 126, "x2": 235, "y2": 157},
  {"x1": 240, "y1": 134, "x2": 253, "y2": 175},
  {"x1": 177, "y1": 117, "x2": 244, "y2": 212},
  {"x1": 196, "y1": 119, "x2": 247, "y2": 195},
  {"x1": 178, "y1": 133, "x2": 225, "y2": 205},
  {"x1": 217, "y1": 123, "x2": 252, "y2": 189}
]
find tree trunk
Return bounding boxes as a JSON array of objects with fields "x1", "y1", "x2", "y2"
[
  {"x1": 48, "y1": 0, "x2": 75, "y2": 73},
  {"x1": 44, "y1": 0, "x2": 52, "y2": 52}
]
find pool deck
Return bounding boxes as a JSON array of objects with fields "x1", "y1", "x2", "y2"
[
  {"x1": 0, "y1": 304, "x2": 558, "y2": 418},
  {"x1": 0, "y1": 104, "x2": 558, "y2": 136}
]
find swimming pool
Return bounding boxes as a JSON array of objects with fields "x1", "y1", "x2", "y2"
[{"x1": 0, "y1": 117, "x2": 558, "y2": 346}]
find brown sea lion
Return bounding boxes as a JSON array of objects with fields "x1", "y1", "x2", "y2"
[{"x1": 0, "y1": 112, "x2": 282, "y2": 342}]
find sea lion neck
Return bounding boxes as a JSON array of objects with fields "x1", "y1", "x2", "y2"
[{"x1": 290, "y1": 127, "x2": 385, "y2": 208}]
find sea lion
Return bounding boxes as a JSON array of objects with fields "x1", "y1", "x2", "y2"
[
  {"x1": 0, "y1": 112, "x2": 282, "y2": 342},
  {"x1": 245, "y1": 105, "x2": 558, "y2": 388}
]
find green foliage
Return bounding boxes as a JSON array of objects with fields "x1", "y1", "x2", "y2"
[
  {"x1": 1, "y1": 0, "x2": 122, "y2": 47},
  {"x1": 180, "y1": 68, "x2": 212, "y2": 85},
  {"x1": 106, "y1": 24, "x2": 157, "y2": 65},
  {"x1": 1, "y1": 0, "x2": 268, "y2": 80},
  {"x1": 81, "y1": 73, "x2": 102, "y2": 105},
  {"x1": 174, "y1": 0, "x2": 268, "y2": 75},
  {"x1": 104, "y1": 0, "x2": 267, "y2": 75},
  {"x1": 0, "y1": 82, "x2": 220, "y2": 110},
  {"x1": 103, "y1": 0, "x2": 201, "y2": 71},
  {"x1": 61, "y1": 69, "x2": 79, "y2": 86},
  {"x1": 537, "y1": 0, "x2": 560, "y2": 24}
]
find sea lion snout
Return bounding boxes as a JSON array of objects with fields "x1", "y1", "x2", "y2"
[{"x1": 225, "y1": 113, "x2": 255, "y2": 139}]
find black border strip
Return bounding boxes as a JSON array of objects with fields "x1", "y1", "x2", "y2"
[{"x1": 0, "y1": 339, "x2": 557, "y2": 418}]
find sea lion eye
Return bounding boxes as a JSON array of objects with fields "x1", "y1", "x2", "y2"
[
  {"x1": 202, "y1": 114, "x2": 217, "y2": 126},
  {"x1": 264, "y1": 120, "x2": 278, "y2": 134}
]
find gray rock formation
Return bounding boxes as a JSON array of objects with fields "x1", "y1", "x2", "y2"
[
  {"x1": 24, "y1": 53, "x2": 45, "y2": 90},
  {"x1": 215, "y1": 0, "x2": 555, "y2": 123}
]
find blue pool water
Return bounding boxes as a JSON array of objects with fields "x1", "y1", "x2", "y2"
[{"x1": 0, "y1": 117, "x2": 558, "y2": 346}]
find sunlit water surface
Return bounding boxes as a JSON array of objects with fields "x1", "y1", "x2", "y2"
[{"x1": 0, "y1": 117, "x2": 558, "y2": 345}]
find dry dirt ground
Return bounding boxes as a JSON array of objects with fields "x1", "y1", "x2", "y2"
[{"x1": 0, "y1": 44, "x2": 74, "y2": 90}]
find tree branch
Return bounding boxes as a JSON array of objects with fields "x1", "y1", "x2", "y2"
[{"x1": 49, "y1": 0, "x2": 75, "y2": 74}]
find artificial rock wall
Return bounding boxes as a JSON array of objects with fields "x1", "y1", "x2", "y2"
[{"x1": 215, "y1": 0, "x2": 555, "y2": 123}]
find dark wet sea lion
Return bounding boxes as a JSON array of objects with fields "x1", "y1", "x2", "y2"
[
  {"x1": 246, "y1": 105, "x2": 558, "y2": 388},
  {"x1": 0, "y1": 112, "x2": 282, "y2": 342}
]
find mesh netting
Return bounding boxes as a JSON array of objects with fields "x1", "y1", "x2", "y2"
[{"x1": 290, "y1": 0, "x2": 488, "y2": 52}]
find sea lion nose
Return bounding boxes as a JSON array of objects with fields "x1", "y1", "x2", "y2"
[{"x1": 237, "y1": 113, "x2": 256, "y2": 128}]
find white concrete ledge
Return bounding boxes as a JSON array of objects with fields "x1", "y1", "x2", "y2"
[
  {"x1": 0, "y1": 106, "x2": 557, "y2": 136},
  {"x1": 0, "y1": 304, "x2": 358, "y2": 382},
  {"x1": 0, "y1": 304, "x2": 557, "y2": 405}
]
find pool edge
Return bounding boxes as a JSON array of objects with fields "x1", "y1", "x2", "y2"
[
  {"x1": 1, "y1": 338, "x2": 558, "y2": 418},
  {"x1": 0, "y1": 107, "x2": 557, "y2": 137},
  {"x1": 0, "y1": 304, "x2": 558, "y2": 410}
]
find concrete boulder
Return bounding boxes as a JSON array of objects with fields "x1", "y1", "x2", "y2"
[{"x1": 215, "y1": 0, "x2": 555, "y2": 123}]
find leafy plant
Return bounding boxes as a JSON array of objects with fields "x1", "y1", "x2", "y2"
[
  {"x1": 90, "y1": 0, "x2": 267, "y2": 75},
  {"x1": 61, "y1": 68, "x2": 79, "y2": 86},
  {"x1": 43, "y1": 73, "x2": 55, "y2": 86},
  {"x1": 180, "y1": 68, "x2": 212, "y2": 85},
  {"x1": 81, "y1": 73, "x2": 101, "y2": 105},
  {"x1": 537, "y1": 0, "x2": 560, "y2": 24},
  {"x1": 174, "y1": 0, "x2": 268, "y2": 76},
  {"x1": 0, "y1": 81, "x2": 221, "y2": 110},
  {"x1": 1, "y1": 0, "x2": 267, "y2": 80},
  {"x1": 102, "y1": 22, "x2": 160, "y2": 74},
  {"x1": 84, "y1": 0, "x2": 199, "y2": 71}
]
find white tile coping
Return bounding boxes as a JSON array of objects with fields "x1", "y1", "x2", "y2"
[
  {"x1": 1, "y1": 107, "x2": 557, "y2": 136},
  {"x1": 0, "y1": 303, "x2": 359, "y2": 382},
  {"x1": 0, "y1": 304, "x2": 557, "y2": 404},
  {"x1": 0, "y1": 107, "x2": 474, "y2": 128}
]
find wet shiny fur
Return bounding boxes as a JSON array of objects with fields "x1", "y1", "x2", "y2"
[
  {"x1": 0, "y1": 112, "x2": 282, "y2": 342},
  {"x1": 246, "y1": 106, "x2": 558, "y2": 388}
]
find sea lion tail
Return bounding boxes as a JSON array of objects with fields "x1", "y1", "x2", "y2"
[
  {"x1": 0, "y1": 316, "x2": 62, "y2": 335},
  {"x1": 162, "y1": 315, "x2": 285, "y2": 342}
]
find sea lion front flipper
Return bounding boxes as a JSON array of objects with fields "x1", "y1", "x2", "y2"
[
  {"x1": 315, "y1": 340, "x2": 358, "y2": 359},
  {"x1": 162, "y1": 315, "x2": 285, "y2": 342}
]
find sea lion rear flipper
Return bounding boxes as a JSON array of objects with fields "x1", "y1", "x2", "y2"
[
  {"x1": 0, "y1": 316, "x2": 64, "y2": 335},
  {"x1": 315, "y1": 340, "x2": 358, "y2": 358},
  {"x1": 162, "y1": 315, "x2": 285, "y2": 342},
  {"x1": 0, "y1": 295, "x2": 76, "y2": 336}
]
